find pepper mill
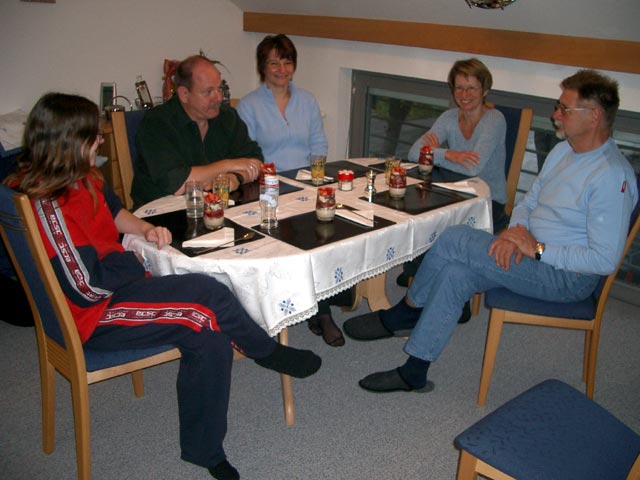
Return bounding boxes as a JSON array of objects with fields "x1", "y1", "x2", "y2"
[{"x1": 364, "y1": 169, "x2": 377, "y2": 201}]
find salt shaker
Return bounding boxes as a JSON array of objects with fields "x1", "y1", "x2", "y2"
[{"x1": 364, "y1": 170, "x2": 377, "y2": 201}]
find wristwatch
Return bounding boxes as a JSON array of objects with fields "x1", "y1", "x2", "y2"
[{"x1": 535, "y1": 242, "x2": 545, "y2": 261}]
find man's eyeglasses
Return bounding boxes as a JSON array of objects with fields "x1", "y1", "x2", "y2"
[
  {"x1": 454, "y1": 86, "x2": 482, "y2": 94},
  {"x1": 554, "y1": 101, "x2": 594, "y2": 115}
]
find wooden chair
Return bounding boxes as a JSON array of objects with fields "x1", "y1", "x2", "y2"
[
  {"x1": 0, "y1": 184, "x2": 181, "y2": 480},
  {"x1": 111, "y1": 99, "x2": 240, "y2": 211},
  {"x1": 110, "y1": 110, "x2": 146, "y2": 210},
  {"x1": 470, "y1": 105, "x2": 533, "y2": 315},
  {"x1": 111, "y1": 104, "x2": 296, "y2": 426},
  {"x1": 477, "y1": 188, "x2": 640, "y2": 406},
  {"x1": 456, "y1": 379, "x2": 640, "y2": 480}
]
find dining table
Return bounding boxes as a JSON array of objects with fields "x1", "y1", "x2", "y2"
[
  {"x1": 123, "y1": 158, "x2": 492, "y2": 426},
  {"x1": 124, "y1": 158, "x2": 493, "y2": 337}
]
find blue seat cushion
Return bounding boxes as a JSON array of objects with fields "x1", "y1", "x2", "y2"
[
  {"x1": 455, "y1": 379, "x2": 640, "y2": 480},
  {"x1": 484, "y1": 287, "x2": 597, "y2": 320},
  {"x1": 84, "y1": 344, "x2": 177, "y2": 371}
]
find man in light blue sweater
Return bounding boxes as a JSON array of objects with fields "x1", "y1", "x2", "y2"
[{"x1": 344, "y1": 69, "x2": 638, "y2": 393}]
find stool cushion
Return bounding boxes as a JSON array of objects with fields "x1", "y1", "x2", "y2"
[{"x1": 454, "y1": 379, "x2": 640, "y2": 480}]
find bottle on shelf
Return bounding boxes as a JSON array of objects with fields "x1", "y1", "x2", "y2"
[{"x1": 135, "y1": 75, "x2": 154, "y2": 109}]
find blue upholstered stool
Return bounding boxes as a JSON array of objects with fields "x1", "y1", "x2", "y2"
[{"x1": 455, "y1": 379, "x2": 640, "y2": 480}]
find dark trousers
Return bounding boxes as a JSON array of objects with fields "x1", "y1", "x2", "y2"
[{"x1": 85, "y1": 273, "x2": 278, "y2": 468}]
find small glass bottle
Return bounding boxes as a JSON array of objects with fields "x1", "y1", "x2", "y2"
[
  {"x1": 364, "y1": 169, "x2": 377, "y2": 201},
  {"x1": 135, "y1": 75, "x2": 154, "y2": 109},
  {"x1": 259, "y1": 163, "x2": 279, "y2": 230}
]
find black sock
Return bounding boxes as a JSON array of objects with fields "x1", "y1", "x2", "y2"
[
  {"x1": 254, "y1": 343, "x2": 321, "y2": 378},
  {"x1": 380, "y1": 298, "x2": 422, "y2": 332},
  {"x1": 398, "y1": 355, "x2": 430, "y2": 389}
]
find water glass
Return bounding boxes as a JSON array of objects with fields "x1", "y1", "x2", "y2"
[
  {"x1": 213, "y1": 175, "x2": 230, "y2": 208},
  {"x1": 310, "y1": 155, "x2": 327, "y2": 186},
  {"x1": 184, "y1": 180, "x2": 204, "y2": 218}
]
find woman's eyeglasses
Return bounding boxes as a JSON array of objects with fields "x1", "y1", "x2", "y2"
[{"x1": 454, "y1": 86, "x2": 482, "y2": 94}]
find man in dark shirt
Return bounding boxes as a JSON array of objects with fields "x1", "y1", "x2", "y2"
[{"x1": 132, "y1": 55, "x2": 263, "y2": 209}]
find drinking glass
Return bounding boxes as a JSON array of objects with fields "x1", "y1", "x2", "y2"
[
  {"x1": 316, "y1": 187, "x2": 336, "y2": 222},
  {"x1": 213, "y1": 175, "x2": 230, "y2": 208},
  {"x1": 388, "y1": 167, "x2": 407, "y2": 199},
  {"x1": 384, "y1": 156, "x2": 401, "y2": 185},
  {"x1": 203, "y1": 192, "x2": 225, "y2": 230},
  {"x1": 310, "y1": 155, "x2": 327, "y2": 186},
  {"x1": 184, "y1": 181, "x2": 204, "y2": 218}
]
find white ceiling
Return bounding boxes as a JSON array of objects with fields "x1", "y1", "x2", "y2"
[{"x1": 229, "y1": 0, "x2": 640, "y2": 42}]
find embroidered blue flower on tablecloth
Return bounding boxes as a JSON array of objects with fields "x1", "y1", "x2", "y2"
[
  {"x1": 429, "y1": 231, "x2": 438, "y2": 243},
  {"x1": 143, "y1": 208, "x2": 157, "y2": 215},
  {"x1": 233, "y1": 247, "x2": 249, "y2": 255},
  {"x1": 296, "y1": 195, "x2": 311, "y2": 202},
  {"x1": 466, "y1": 216, "x2": 477, "y2": 228},
  {"x1": 243, "y1": 209, "x2": 259, "y2": 216},
  {"x1": 279, "y1": 299, "x2": 296, "y2": 315},
  {"x1": 334, "y1": 267, "x2": 344, "y2": 284},
  {"x1": 386, "y1": 246, "x2": 395, "y2": 261}
]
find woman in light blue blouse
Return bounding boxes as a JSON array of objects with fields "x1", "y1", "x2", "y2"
[
  {"x1": 237, "y1": 34, "x2": 328, "y2": 172},
  {"x1": 238, "y1": 35, "x2": 346, "y2": 347},
  {"x1": 401, "y1": 58, "x2": 507, "y2": 289},
  {"x1": 408, "y1": 58, "x2": 507, "y2": 217}
]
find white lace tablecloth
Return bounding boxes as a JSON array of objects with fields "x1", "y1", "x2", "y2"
[{"x1": 123, "y1": 158, "x2": 492, "y2": 336}]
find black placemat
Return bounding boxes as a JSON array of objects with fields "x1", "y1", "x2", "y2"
[
  {"x1": 144, "y1": 209, "x2": 263, "y2": 257},
  {"x1": 361, "y1": 183, "x2": 476, "y2": 215},
  {"x1": 368, "y1": 162, "x2": 471, "y2": 182},
  {"x1": 279, "y1": 160, "x2": 376, "y2": 186},
  {"x1": 252, "y1": 207, "x2": 395, "y2": 251},
  {"x1": 228, "y1": 179, "x2": 302, "y2": 206}
]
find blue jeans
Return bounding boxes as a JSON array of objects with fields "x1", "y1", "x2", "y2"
[{"x1": 405, "y1": 225, "x2": 599, "y2": 362}]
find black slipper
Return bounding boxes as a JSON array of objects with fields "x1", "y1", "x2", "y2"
[
  {"x1": 344, "y1": 312, "x2": 398, "y2": 340},
  {"x1": 208, "y1": 459, "x2": 240, "y2": 479},
  {"x1": 254, "y1": 343, "x2": 322, "y2": 378},
  {"x1": 358, "y1": 368, "x2": 435, "y2": 393}
]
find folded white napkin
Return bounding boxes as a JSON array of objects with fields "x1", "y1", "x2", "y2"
[
  {"x1": 400, "y1": 162, "x2": 418, "y2": 170},
  {"x1": 335, "y1": 209, "x2": 374, "y2": 227},
  {"x1": 296, "y1": 169, "x2": 334, "y2": 182},
  {"x1": 182, "y1": 227, "x2": 235, "y2": 248},
  {"x1": 432, "y1": 181, "x2": 477, "y2": 194}
]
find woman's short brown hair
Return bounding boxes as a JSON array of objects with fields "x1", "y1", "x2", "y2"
[
  {"x1": 256, "y1": 34, "x2": 297, "y2": 82},
  {"x1": 447, "y1": 58, "x2": 493, "y2": 94}
]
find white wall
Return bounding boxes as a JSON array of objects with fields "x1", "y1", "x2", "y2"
[
  {"x1": 0, "y1": 0, "x2": 256, "y2": 113},
  {"x1": 278, "y1": 36, "x2": 640, "y2": 161},
  {"x1": 2, "y1": 0, "x2": 639, "y2": 164}
]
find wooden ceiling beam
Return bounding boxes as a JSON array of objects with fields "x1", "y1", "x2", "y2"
[{"x1": 243, "y1": 13, "x2": 640, "y2": 74}]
